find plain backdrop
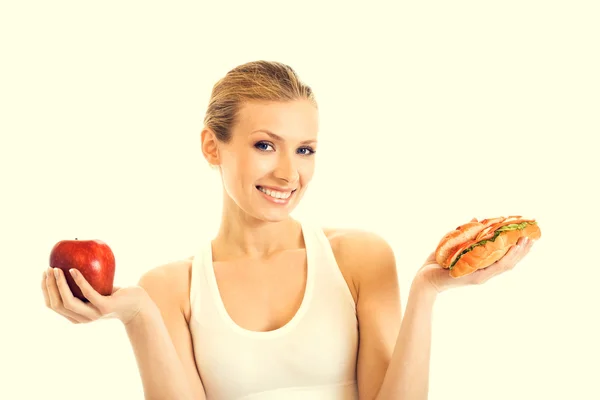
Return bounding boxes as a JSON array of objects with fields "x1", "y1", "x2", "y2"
[{"x1": 2, "y1": 1, "x2": 599, "y2": 399}]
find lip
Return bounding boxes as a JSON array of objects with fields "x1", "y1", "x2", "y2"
[
  {"x1": 255, "y1": 185, "x2": 297, "y2": 193},
  {"x1": 255, "y1": 185, "x2": 297, "y2": 205}
]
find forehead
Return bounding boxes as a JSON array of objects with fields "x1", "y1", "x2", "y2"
[{"x1": 235, "y1": 100, "x2": 319, "y2": 139}]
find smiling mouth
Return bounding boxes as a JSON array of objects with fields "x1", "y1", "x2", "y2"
[{"x1": 256, "y1": 186, "x2": 297, "y2": 200}]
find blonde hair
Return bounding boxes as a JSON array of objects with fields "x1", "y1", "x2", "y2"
[{"x1": 203, "y1": 61, "x2": 317, "y2": 143}]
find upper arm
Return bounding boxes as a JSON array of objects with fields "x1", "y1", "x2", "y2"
[
  {"x1": 138, "y1": 261, "x2": 206, "y2": 399},
  {"x1": 337, "y1": 231, "x2": 402, "y2": 400}
]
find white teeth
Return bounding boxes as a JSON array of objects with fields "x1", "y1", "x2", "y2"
[{"x1": 258, "y1": 186, "x2": 292, "y2": 199}]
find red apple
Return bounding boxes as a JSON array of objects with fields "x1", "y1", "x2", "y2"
[{"x1": 49, "y1": 238, "x2": 115, "y2": 302}]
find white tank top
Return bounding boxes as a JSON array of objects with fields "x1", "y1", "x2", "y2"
[{"x1": 188, "y1": 220, "x2": 359, "y2": 399}]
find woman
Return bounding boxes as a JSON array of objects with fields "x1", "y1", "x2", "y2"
[{"x1": 41, "y1": 60, "x2": 534, "y2": 400}]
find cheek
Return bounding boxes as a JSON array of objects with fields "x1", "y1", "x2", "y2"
[
  {"x1": 299, "y1": 162, "x2": 316, "y2": 185},
  {"x1": 220, "y1": 151, "x2": 245, "y2": 192},
  {"x1": 225, "y1": 151, "x2": 272, "y2": 187},
  {"x1": 248, "y1": 153, "x2": 277, "y2": 177}
]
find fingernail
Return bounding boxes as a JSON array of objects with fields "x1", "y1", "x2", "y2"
[
  {"x1": 70, "y1": 269, "x2": 77, "y2": 277},
  {"x1": 54, "y1": 268, "x2": 59, "y2": 278}
]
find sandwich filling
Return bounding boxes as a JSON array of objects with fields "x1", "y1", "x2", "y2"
[{"x1": 449, "y1": 221, "x2": 537, "y2": 269}]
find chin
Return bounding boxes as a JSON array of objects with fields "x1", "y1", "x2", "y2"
[
  {"x1": 254, "y1": 199, "x2": 303, "y2": 223},
  {"x1": 250, "y1": 203, "x2": 297, "y2": 223}
]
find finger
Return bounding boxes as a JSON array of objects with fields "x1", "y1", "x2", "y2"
[
  {"x1": 472, "y1": 261, "x2": 505, "y2": 284},
  {"x1": 523, "y1": 237, "x2": 535, "y2": 252},
  {"x1": 501, "y1": 237, "x2": 532, "y2": 270},
  {"x1": 46, "y1": 268, "x2": 91, "y2": 323},
  {"x1": 54, "y1": 268, "x2": 102, "y2": 320},
  {"x1": 525, "y1": 237, "x2": 535, "y2": 253},
  {"x1": 504, "y1": 243, "x2": 523, "y2": 268},
  {"x1": 425, "y1": 251, "x2": 437, "y2": 264},
  {"x1": 44, "y1": 270, "x2": 84, "y2": 324},
  {"x1": 69, "y1": 269, "x2": 107, "y2": 311},
  {"x1": 491, "y1": 240, "x2": 526, "y2": 272},
  {"x1": 42, "y1": 270, "x2": 51, "y2": 308},
  {"x1": 510, "y1": 238, "x2": 532, "y2": 266},
  {"x1": 46, "y1": 267, "x2": 61, "y2": 309}
]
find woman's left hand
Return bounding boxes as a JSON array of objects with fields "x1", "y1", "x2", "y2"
[{"x1": 416, "y1": 236, "x2": 535, "y2": 294}]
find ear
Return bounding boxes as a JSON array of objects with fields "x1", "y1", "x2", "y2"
[{"x1": 201, "y1": 128, "x2": 221, "y2": 166}]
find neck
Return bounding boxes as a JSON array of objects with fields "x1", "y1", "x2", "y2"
[{"x1": 212, "y1": 196, "x2": 304, "y2": 261}]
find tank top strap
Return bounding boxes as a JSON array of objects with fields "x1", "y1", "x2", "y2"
[
  {"x1": 189, "y1": 239, "x2": 217, "y2": 323},
  {"x1": 190, "y1": 220, "x2": 356, "y2": 327},
  {"x1": 299, "y1": 220, "x2": 357, "y2": 312}
]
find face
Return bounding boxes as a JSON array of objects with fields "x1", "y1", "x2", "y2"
[{"x1": 204, "y1": 99, "x2": 319, "y2": 222}]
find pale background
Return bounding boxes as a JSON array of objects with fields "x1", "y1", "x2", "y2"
[{"x1": 1, "y1": 1, "x2": 599, "y2": 399}]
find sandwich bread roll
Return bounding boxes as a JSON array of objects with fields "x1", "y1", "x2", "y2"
[{"x1": 435, "y1": 216, "x2": 541, "y2": 278}]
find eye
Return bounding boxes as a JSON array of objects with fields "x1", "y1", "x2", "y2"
[
  {"x1": 254, "y1": 141, "x2": 274, "y2": 152},
  {"x1": 297, "y1": 147, "x2": 316, "y2": 156}
]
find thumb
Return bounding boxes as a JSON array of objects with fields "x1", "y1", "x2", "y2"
[{"x1": 69, "y1": 269, "x2": 106, "y2": 309}]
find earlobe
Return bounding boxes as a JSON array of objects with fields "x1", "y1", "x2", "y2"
[{"x1": 201, "y1": 128, "x2": 220, "y2": 166}]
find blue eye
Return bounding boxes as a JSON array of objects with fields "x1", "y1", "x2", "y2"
[
  {"x1": 297, "y1": 147, "x2": 315, "y2": 156},
  {"x1": 254, "y1": 141, "x2": 315, "y2": 155},
  {"x1": 255, "y1": 141, "x2": 274, "y2": 151}
]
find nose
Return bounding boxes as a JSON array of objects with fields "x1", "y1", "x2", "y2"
[{"x1": 274, "y1": 152, "x2": 299, "y2": 184}]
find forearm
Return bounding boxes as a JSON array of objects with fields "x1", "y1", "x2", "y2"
[
  {"x1": 375, "y1": 276, "x2": 438, "y2": 400},
  {"x1": 124, "y1": 297, "x2": 195, "y2": 400}
]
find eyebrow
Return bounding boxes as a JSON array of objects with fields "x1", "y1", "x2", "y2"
[{"x1": 252, "y1": 129, "x2": 317, "y2": 145}]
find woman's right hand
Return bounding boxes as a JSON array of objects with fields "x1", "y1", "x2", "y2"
[{"x1": 42, "y1": 267, "x2": 151, "y2": 326}]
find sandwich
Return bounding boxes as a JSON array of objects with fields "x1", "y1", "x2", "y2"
[{"x1": 435, "y1": 216, "x2": 541, "y2": 278}]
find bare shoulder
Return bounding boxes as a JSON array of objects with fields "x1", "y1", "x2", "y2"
[
  {"x1": 323, "y1": 227, "x2": 397, "y2": 265},
  {"x1": 137, "y1": 256, "x2": 195, "y2": 321},
  {"x1": 135, "y1": 256, "x2": 207, "y2": 397},
  {"x1": 323, "y1": 228, "x2": 398, "y2": 295}
]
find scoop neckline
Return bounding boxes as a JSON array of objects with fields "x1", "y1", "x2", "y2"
[{"x1": 203, "y1": 220, "x2": 315, "y2": 338}]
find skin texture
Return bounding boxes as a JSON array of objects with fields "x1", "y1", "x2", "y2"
[{"x1": 41, "y1": 99, "x2": 536, "y2": 400}]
